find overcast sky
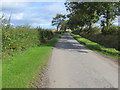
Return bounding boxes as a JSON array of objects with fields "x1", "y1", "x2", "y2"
[{"x1": 1, "y1": 1, "x2": 119, "y2": 29}]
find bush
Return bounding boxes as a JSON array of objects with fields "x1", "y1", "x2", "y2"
[
  {"x1": 101, "y1": 26, "x2": 119, "y2": 35},
  {"x1": 78, "y1": 26, "x2": 120, "y2": 51},
  {"x1": 2, "y1": 28, "x2": 40, "y2": 59},
  {"x1": 72, "y1": 30, "x2": 80, "y2": 34},
  {"x1": 118, "y1": 28, "x2": 120, "y2": 51},
  {"x1": 90, "y1": 27, "x2": 101, "y2": 34},
  {"x1": 54, "y1": 31, "x2": 65, "y2": 34},
  {"x1": 2, "y1": 28, "x2": 55, "y2": 59},
  {"x1": 72, "y1": 33, "x2": 120, "y2": 59},
  {"x1": 83, "y1": 27, "x2": 89, "y2": 32},
  {"x1": 38, "y1": 29, "x2": 54, "y2": 43}
]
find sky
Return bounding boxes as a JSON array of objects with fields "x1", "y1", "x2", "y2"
[
  {"x1": 1, "y1": 1, "x2": 119, "y2": 29},
  {"x1": 1, "y1": 1, "x2": 68, "y2": 29}
]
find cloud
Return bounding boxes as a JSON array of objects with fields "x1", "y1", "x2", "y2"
[
  {"x1": 2, "y1": 0, "x2": 66, "y2": 2},
  {"x1": 10, "y1": 23, "x2": 14, "y2": 26},
  {"x1": 2, "y1": 1, "x2": 119, "y2": 29},
  {"x1": 0, "y1": 12, "x2": 2, "y2": 17},
  {"x1": 12, "y1": 13, "x2": 24, "y2": 20},
  {"x1": 2, "y1": 2, "x2": 67, "y2": 29},
  {"x1": 2, "y1": 2, "x2": 29, "y2": 11},
  {"x1": 113, "y1": 22, "x2": 118, "y2": 26},
  {"x1": 47, "y1": 3, "x2": 67, "y2": 13}
]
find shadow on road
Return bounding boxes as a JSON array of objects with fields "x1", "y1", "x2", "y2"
[{"x1": 55, "y1": 34, "x2": 88, "y2": 53}]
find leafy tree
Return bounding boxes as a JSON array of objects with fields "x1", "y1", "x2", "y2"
[
  {"x1": 60, "y1": 20, "x2": 68, "y2": 32},
  {"x1": 100, "y1": 2, "x2": 120, "y2": 28},
  {"x1": 97, "y1": 2, "x2": 120, "y2": 34},
  {"x1": 67, "y1": 14, "x2": 79, "y2": 31},
  {"x1": 65, "y1": 1, "x2": 120, "y2": 34},
  {"x1": 65, "y1": 2, "x2": 100, "y2": 31},
  {"x1": 52, "y1": 14, "x2": 66, "y2": 31}
]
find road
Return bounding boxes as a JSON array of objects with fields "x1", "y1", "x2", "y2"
[{"x1": 43, "y1": 34, "x2": 118, "y2": 88}]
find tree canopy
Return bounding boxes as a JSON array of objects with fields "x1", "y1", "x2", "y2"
[
  {"x1": 64, "y1": 2, "x2": 120, "y2": 33},
  {"x1": 51, "y1": 14, "x2": 66, "y2": 31}
]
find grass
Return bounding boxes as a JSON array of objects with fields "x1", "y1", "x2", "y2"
[
  {"x1": 2, "y1": 34, "x2": 61, "y2": 88},
  {"x1": 0, "y1": 61, "x2": 1, "y2": 90},
  {"x1": 71, "y1": 33, "x2": 120, "y2": 60}
]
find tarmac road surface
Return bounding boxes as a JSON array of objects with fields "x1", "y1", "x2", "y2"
[{"x1": 47, "y1": 34, "x2": 118, "y2": 88}]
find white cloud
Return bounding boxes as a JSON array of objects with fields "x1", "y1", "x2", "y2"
[
  {"x1": 113, "y1": 22, "x2": 118, "y2": 26},
  {"x1": 12, "y1": 13, "x2": 24, "y2": 20},
  {"x1": 0, "y1": 12, "x2": 2, "y2": 17},
  {"x1": 2, "y1": 2, "x2": 28, "y2": 11},
  {"x1": 2, "y1": 0, "x2": 66, "y2": 2},
  {"x1": 47, "y1": 3, "x2": 66, "y2": 13},
  {"x1": 0, "y1": 12, "x2": 24, "y2": 20},
  {"x1": 10, "y1": 23, "x2": 14, "y2": 26},
  {"x1": 2, "y1": 2, "x2": 67, "y2": 29}
]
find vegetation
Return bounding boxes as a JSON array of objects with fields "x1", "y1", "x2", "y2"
[
  {"x1": 2, "y1": 28, "x2": 39, "y2": 60},
  {"x1": 51, "y1": 2, "x2": 120, "y2": 54},
  {"x1": 71, "y1": 33, "x2": 120, "y2": 59},
  {"x1": 38, "y1": 29, "x2": 54, "y2": 43},
  {"x1": 52, "y1": 14, "x2": 66, "y2": 31},
  {"x1": 2, "y1": 28, "x2": 55, "y2": 60},
  {"x1": 53, "y1": 2, "x2": 120, "y2": 53},
  {"x1": 72, "y1": 26, "x2": 120, "y2": 51},
  {"x1": 64, "y1": 2, "x2": 120, "y2": 32},
  {"x1": 1, "y1": 15, "x2": 62, "y2": 88},
  {"x1": 1, "y1": 1, "x2": 120, "y2": 88},
  {"x1": 2, "y1": 34, "x2": 61, "y2": 88}
]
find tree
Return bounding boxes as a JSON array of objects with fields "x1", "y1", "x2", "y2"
[
  {"x1": 65, "y1": 2, "x2": 120, "y2": 34},
  {"x1": 67, "y1": 14, "x2": 79, "y2": 31},
  {"x1": 65, "y1": 2, "x2": 100, "y2": 31},
  {"x1": 60, "y1": 20, "x2": 68, "y2": 32},
  {"x1": 52, "y1": 14, "x2": 66, "y2": 31},
  {"x1": 100, "y1": 2, "x2": 120, "y2": 28}
]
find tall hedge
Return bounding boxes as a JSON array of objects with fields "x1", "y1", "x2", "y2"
[
  {"x1": 2, "y1": 29, "x2": 40, "y2": 59},
  {"x1": 38, "y1": 29, "x2": 54, "y2": 43},
  {"x1": 2, "y1": 28, "x2": 54, "y2": 59},
  {"x1": 74, "y1": 26, "x2": 120, "y2": 51}
]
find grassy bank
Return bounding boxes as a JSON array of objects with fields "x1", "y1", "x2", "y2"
[
  {"x1": 73, "y1": 26, "x2": 120, "y2": 51},
  {"x1": 71, "y1": 33, "x2": 120, "y2": 60},
  {"x1": 2, "y1": 34, "x2": 61, "y2": 88}
]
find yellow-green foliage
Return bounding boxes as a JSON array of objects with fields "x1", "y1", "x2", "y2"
[
  {"x1": 2, "y1": 34, "x2": 61, "y2": 88},
  {"x1": 2, "y1": 29, "x2": 40, "y2": 59},
  {"x1": 2, "y1": 28, "x2": 55, "y2": 60}
]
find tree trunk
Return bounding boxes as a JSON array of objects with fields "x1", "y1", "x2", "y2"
[
  {"x1": 106, "y1": 18, "x2": 111, "y2": 28},
  {"x1": 57, "y1": 25, "x2": 59, "y2": 31},
  {"x1": 64, "y1": 26, "x2": 66, "y2": 32},
  {"x1": 88, "y1": 23, "x2": 93, "y2": 33},
  {"x1": 106, "y1": 9, "x2": 111, "y2": 28},
  {"x1": 79, "y1": 26, "x2": 83, "y2": 33}
]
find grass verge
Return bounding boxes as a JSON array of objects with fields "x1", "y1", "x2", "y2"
[
  {"x1": 2, "y1": 34, "x2": 61, "y2": 88},
  {"x1": 71, "y1": 33, "x2": 120, "y2": 60}
]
